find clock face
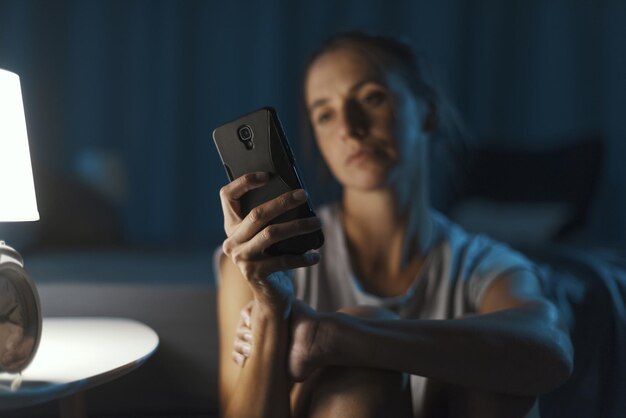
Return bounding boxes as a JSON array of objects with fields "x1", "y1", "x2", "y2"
[{"x1": 0, "y1": 244, "x2": 41, "y2": 376}]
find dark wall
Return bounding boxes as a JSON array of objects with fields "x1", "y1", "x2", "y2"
[{"x1": 0, "y1": 0, "x2": 624, "y2": 249}]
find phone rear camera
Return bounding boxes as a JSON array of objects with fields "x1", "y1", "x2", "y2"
[{"x1": 238, "y1": 125, "x2": 253, "y2": 142}]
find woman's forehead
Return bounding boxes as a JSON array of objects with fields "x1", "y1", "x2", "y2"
[{"x1": 305, "y1": 47, "x2": 385, "y2": 102}]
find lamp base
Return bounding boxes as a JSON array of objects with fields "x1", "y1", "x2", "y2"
[{"x1": 0, "y1": 240, "x2": 42, "y2": 374}]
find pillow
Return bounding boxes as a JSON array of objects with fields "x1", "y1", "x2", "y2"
[
  {"x1": 450, "y1": 198, "x2": 572, "y2": 247},
  {"x1": 441, "y1": 137, "x2": 604, "y2": 245}
]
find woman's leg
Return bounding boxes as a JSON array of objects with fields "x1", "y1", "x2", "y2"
[{"x1": 291, "y1": 306, "x2": 413, "y2": 418}]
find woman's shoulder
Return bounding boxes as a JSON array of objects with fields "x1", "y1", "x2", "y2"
[{"x1": 430, "y1": 210, "x2": 533, "y2": 269}]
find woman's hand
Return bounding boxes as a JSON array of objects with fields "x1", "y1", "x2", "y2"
[
  {"x1": 232, "y1": 299, "x2": 330, "y2": 382},
  {"x1": 287, "y1": 299, "x2": 328, "y2": 381},
  {"x1": 232, "y1": 301, "x2": 253, "y2": 366},
  {"x1": 220, "y1": 172, "x2": 322, "y2": 317}
]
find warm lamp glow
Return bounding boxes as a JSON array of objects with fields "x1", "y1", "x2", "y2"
[{"x1": 0, "y1": 69, "x2": 39, "y2": 222}]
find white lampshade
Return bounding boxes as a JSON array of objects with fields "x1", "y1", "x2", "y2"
[{"x1": 0, "y1": 69, "x2": 39, "y2": 222}]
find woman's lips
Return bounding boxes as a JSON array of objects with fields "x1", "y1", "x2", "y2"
[{"x1": 345, "y1": 150, "x2": 369, "y2": 165}]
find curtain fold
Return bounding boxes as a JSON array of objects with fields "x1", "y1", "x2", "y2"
[{"x1": 0, "y1": 0, "x2": 623, "y2": 247}]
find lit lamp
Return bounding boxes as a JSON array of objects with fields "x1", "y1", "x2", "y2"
[{"x1": 0, "y1": 68, "x2": 42, "y2": 378}]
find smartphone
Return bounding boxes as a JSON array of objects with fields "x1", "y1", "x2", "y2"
[{"x1": 213, "y1": 107, "x2": 324, "y2": 255}]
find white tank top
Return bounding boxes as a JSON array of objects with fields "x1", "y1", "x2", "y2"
[{"x1": 291, "y1": 202, "x2": 536, "y2": 416}]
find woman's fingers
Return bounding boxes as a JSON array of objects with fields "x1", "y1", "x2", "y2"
[
  {"x1": 232, "y1": 303, "x2": 253, "y2": 367},
  {"x1": 239, "y1": 305, "x2": 252, "y2": 328},
  {"x1": 220, "y1": 172, "x2": 269, "y2": 202},
  {"x1": 234, "y1": 340, "x2": 252, "y2": 358},
  {"x1": 239, "y1": 217, "x2": 322, "y2": 259},
  {"x1": 232, "y1": 327, "x2": 253, "y2": 366},
  {"x1": 236, "y1": 327, "x2": 253, "y2": 343},
  {"x1": 220, "y1": 172, "x2": 269, "y2": 233},
  {"x1": 232, "y1": 351, "x2": 246, "y2": 366},
  {"x1": 243, "y1": 300, "x2": 254, "y2": 315},
  {"x1": 242, "y1": 252, "x2": 321, "y2": 283},
  {"x1": 226, "y1": 188, "x2": 309, "y2": 248}
]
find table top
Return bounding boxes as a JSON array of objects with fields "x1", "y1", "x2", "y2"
[{"x1": 0, "y1": 317, "x2": 159, "y2": 409}]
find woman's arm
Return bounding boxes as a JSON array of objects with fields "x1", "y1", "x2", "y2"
[
  {"x1": 217, "y1": 172, "x2": 322, "y2": 418},
  {"x1": 296, "y1": 270, "x2": 573, "y2": 396},
  {"x1": 218, "y1": 256, "x2": 291, "y2": 418}
]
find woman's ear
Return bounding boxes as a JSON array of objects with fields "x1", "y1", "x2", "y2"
[{"x1": 422, "y1": 100, "x2": 438, "y2": 133}]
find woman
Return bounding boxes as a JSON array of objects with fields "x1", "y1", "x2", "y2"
[{"x1": 216, "y1": 32, "x2": 573, "y2": 418}]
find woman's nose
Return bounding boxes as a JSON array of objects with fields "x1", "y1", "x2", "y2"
[{"x1": 342, "y1": 100, "x2": 370, "y2": 140}]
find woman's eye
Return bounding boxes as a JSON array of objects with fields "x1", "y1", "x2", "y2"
[
  {"x1": 362, "y1": 91, "x2": 385, "y2": 106},
  {"x1": 316, "y1": 111, "x2": 333, "y2": 124}
]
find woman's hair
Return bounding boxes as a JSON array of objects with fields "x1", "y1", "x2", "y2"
[
  {"x1": 300, "y1": 31, "x2": 471, "y2": 207},
  {"x1": 304, "y1": 32, "x2": 438, "y2": 117}
]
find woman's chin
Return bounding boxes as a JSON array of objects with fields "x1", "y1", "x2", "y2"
[
  {"x1": 341, "y1": 173, "x2": 390, "y2": 192},
  {"x1": 332, "y1": 160, "x2": 393, "y2": 192}
]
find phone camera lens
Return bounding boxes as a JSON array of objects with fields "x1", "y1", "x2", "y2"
[{"x1": 238, "y1": 125, "x2": 253, "y2": 142}]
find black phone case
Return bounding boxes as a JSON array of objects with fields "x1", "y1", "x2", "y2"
[{"x1": 212, "y1": 107, "x2": 324, "y2": 255}]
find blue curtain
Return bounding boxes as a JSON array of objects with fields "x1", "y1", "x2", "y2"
[{"x1": 0, "y1": 0, "x2": 624, "y2": 248}]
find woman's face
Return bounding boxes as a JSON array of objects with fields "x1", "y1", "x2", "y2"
[{"x1": 305, "y1": 47, "x2": 429, "y2": 192}]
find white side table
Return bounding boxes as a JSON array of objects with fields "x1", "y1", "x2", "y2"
[{"x1": 0, "y1": 317, "x2": 159, "y2": 417}]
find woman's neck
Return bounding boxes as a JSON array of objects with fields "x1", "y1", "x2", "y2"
[
  {"x1": 342, "y1": 189, "x2": 404, "y2": 244},
  {"x1": 341, "y1": 187, "x2": 434, "y2": 280}
]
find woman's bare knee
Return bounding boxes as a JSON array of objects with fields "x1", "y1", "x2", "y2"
[
  {"x1": 291, "y1": 306, "x2": 410, "y2": 418},
  {"x1": 308, "y1": 366, "x2": 412, "y2": 418}
]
